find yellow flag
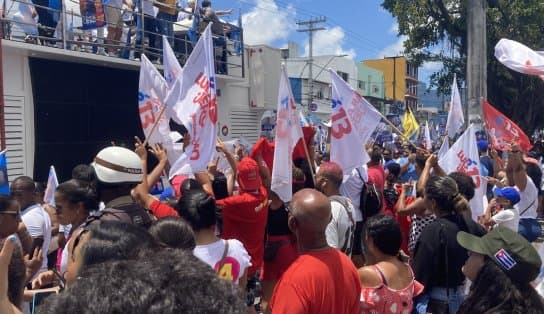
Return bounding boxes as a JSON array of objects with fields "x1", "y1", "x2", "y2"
[{"x1": 402, "y1": 107, "x2": 419, "y2": 139}]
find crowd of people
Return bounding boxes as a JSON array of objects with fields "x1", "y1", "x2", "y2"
[
  {"x1": 1, "y1": 0, "x2": 235, "y2": 71},
  {"x1": 1, "y1": 125, "x2": 544, "y2": 314}
]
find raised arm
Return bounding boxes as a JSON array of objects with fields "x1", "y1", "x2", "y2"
[
  {"x1": 506, "y1": 143, "x2": 527, "y2": 191},
  {"x1": 147, "y1": 144, "x2": 169, "y2": 191}
]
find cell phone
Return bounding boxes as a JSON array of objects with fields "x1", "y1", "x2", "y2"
[
  {"x1": 31, "y1": 236, "x2": 44, "y2": 256},
  {"x1": 31, "y1": 288, "x2": 59, "y2": 312}
]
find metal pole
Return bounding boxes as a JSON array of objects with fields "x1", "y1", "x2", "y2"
[
  {"x1": 467, "y1": 0, "x2": 486, "y2": 129},
  {"x1": 61, "y1": 0, "x2": 66, "y2": 49}
]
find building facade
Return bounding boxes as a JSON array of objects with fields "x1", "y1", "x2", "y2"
[
  {"x1": 356, "y1": 63, "x2": 385, "y2": 112},
  {"x1": 362, "y1": 56, "x2": 419, "y2": 113}
]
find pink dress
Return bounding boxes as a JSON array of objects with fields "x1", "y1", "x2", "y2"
[{"x1": 360, "y1": 264, "x2": 424, "y2": 314}]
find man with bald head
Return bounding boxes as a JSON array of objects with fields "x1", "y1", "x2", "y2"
[
  {"x1": 269, "y1": 189, "x2": 361, "y2": 314},
  {"x1": 315, "y1": 161, "x2": 356, "y2": 256}
]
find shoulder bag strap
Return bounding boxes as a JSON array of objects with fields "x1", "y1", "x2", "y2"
[
  {"x1": 216, "y1": 240, "x2": 230, "y2": 274},
  {"x1": 520, "y1": 199, "x2": 537, "y2": 217}
]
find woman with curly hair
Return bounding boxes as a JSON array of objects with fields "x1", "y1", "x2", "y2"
[{"x1": 457, "y1": 225, "x2": 544, "y2": 314}]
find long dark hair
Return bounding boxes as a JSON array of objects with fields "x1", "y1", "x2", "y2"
[
  {"x1": 425, "y1": 175, "x2": 470, "y2": 215},
  {"x1": 458, "y1": 258, "x2": 544, "y2": 314}
]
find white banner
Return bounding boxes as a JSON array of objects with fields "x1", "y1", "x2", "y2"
[
  {"x1": 495, "y1": 38, "x2": 544, "y2": 80},
  {"x1": 162, "y1": 35, "x2": 183, "y2": 87},
  {"x1": 43, "y1": 166, "x2": 58, "y2": 206},
  {"x1": 446, "y1": 74, "x2": 464, "y2": 138},
  {"x1": 138, "y1": 54, "x2": 171, "y2": 147},
  {"x1": 271, "y1": 65, "x2": 303, "y2": 202},
  {"x1": 330, "y1": 69, "x2": 382, "y2": 173},
  {"x1": 165, "y1": 25, "x2": 218, "y2": 176},
  {"x1": 423, "y1": 121, "x2": 432, "y2": 151},
  {"x1": 438, "y1": 125, "x2": 485, "y2": 218}
]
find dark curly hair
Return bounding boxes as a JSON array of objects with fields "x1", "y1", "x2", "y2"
[
  {"x1": 458, "y1": 258, "x2": 544, "y2": 314},
  {"x1": 38, "y1": 249, "x2": 246, "y2": 313}
]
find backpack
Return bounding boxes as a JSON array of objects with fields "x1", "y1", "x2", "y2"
[
  {"x1": 356, "y1": 168, "x2": 382, "y2": 221},
  {"x1": 85, "y1": 202, "x2": 155, "y2": 229}
]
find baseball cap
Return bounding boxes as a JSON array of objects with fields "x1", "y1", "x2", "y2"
[
  {"x1": 493, "y1": 186, "x2": 521, "y2": 205},
  {"x1": 237, "y1": 157, "x2": 262, "y2": 191},
  {"x1": 477, "y1": 140, "x2": 489, "y2": 151},
  {"x1": 457, "y1": 226, "x2": 541, "y2": 284}
]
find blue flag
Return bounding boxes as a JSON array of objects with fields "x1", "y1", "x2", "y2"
[{"x1": 0, "y1": 150, "x2": 8, "y2": 195}]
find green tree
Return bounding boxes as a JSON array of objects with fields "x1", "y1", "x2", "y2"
[{"x1": 382, "y1": 0, "x2": 544, "y2": 133}]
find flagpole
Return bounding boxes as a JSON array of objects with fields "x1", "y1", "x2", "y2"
[
  {"x1": 142, "y1": 105, "x2": 167, "y2": 147},
  {"x1": 377, "y1": 113, "x2": 423, "y2": 151},
  {"x1": 300, "y1": 133, "x2": 317, "y2": 185}
]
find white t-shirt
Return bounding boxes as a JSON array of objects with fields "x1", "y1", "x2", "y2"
[
  {"x1": 326, "y1": 195, "x2": 356, "y2": 256},
  {"x1": 492, "y1": 207, "x2": 520, "y2": 232},
  {"x1": 515, "y1": 175, "x2": 539, "y2": 219},
  {"x1": 340, "y1": 165, "x2": 368, "y2": 222},
  {"x1": 21, "y1": 203, "x2": 52, "y2": 276},
  {"x1": 193, "y1": 239, "x2": 251, "y2": 284}
]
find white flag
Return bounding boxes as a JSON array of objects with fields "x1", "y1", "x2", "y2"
[
  {"x1": 162, "y1": 35, "x2": 183, "y2": 87},
  {"x1": 437, "y1": 137, "x2": 449, "y2": 160},
  {"x1": 138, "y1": 54, "x2": 171, "y2": 146},
  {"x1": 438, "y1": 125, "x2": 485, "y2": 219},
  {"x1": 495, "y1": 38, "x2": 544, "y2": 81},
  {"x1": 43, "y1": 166, "x2": 58, "y2": 206},
  {"x1": 165, "y1": 25, "x2": 218, "y2": 177},
  {"x1": 423, "y1": 121, "x2": 432, "y2": 151},
  {"x1": 330, "y1": 69, "x2": 382, "y2": 173},
  {"x1": 271, "y1": 65, "x2": 304, "y2": 202},
  {"x1": 445, "y1": 74, "x2": 464, "y2": 138}
]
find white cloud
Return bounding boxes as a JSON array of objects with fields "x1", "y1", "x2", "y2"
[
  {"x1": 302, "y1": 26, "x2": 356, "y2": 59},
  {"x1": 241, "y1": 0, "x2": 296, "y2": 45},
  {"x1": 388, "y1": 23, "x2": 399, "y2": 35},
  {"x1": 421, "y1": 61, "x2": 443, "y2": 72},
  {"x1": 376, "y1": 36, "x2": 407, "y2": 58}
]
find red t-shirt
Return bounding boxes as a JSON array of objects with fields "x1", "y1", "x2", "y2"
[
  {"x1": 270, "y1": 248, "x2": 361, "y2": 314},
  {"x1": 149, "y1": 199, "x2": 179, "y2": 219},
  {"x1": 216, "y1": 186, "x2": 268, "y2": 276},
  {"x1": 368, "y1": 164, "x2": 386, "y2": 212}
]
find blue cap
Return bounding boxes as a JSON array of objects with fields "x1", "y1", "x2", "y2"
[
  {"x1": 493, "y1": 187, "x2": 521, "y2": 205},
  {"x1": 477, "y1": 140, "x2": 489, "y2": 152}
]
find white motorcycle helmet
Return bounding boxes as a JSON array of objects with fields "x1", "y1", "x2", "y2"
[{"x1": 92, "y1": 146, "x2": 143, "y2": 184}]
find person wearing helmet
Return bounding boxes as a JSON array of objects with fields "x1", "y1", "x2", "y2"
[{"x1": 91, "y1": 146, "x2": 154, "y2": 229}]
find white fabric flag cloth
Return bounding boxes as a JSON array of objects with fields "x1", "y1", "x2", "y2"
[
  {"x1": 445, "y1": 74, "x2": 464, "y2": 138},
  {"x1": 162, "y1": 35, "x2": 183, "y2": 87},
  {"x1": 423, "y1": 121, "x2": 432, "y2": 151},
  {"x1": 437, "y1": 137, "x2": 449, "y2": 160},
  {"x1": 43, "y1": 166, "x2": 59, "y2": 206},
  {"x1": 271, "y1": 65, "x2": 304, "y2": 202},
  {"x1": 495, "y1": 38, "x2": 544, "y2": 80},
  {"x1": 438, "y1": 125, "x2": 485, "y2": 219},
  {"x1": 165, "y1": 25, "x2": 218, "y2": 177},
  {"x1": 330, "y1": 69, "x2": 382, "y2": 173},
  {"x1": 138, "y1": 55, "x2": 171, "y2": 145}
]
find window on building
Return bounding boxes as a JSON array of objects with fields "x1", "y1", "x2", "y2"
[
  {"x1": 337, "y1": 71, "x2": 349, "y2": 82},
  {"x1": 317, "y1": 88, "x2": 324, "y2": 100},
  {"x1": 358, "y1": 80, "x2": 365, "y2": 90}
]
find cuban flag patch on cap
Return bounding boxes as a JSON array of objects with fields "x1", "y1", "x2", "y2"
[{"x1": 494, "y1": 249, "x2": 517, "y2": 270}]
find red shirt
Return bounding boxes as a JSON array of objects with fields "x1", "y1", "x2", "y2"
[
  {"x1": 149, "y1": 199, "x2": 179, "y2": 219},
  {"x1": 216, "y1": 186, "x2": 268, "y2": 276},
  {"x1": 270, "y1": 248, "x2": 361, "y2": 314},
  {"x1": 368, "y1": 164, "x2": 386, "y2": 212}
]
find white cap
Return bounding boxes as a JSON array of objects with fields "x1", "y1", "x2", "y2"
[{"x1": 92, "y1": 146, "x2": 143, "y2": 184}]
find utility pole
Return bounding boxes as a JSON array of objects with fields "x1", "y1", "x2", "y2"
[
  {"x1": 467, "y1": 0, "x2": 486, "y2": 130},
  {"x1": 297, "y1": 17, "x2": 326, "y2": 110}
]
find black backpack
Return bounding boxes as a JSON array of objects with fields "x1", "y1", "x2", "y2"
[{"x1": 356, "y1": 168, "x2": 382, "y2": 221}]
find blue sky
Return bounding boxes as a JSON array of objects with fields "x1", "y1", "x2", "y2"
[{"x1": 213, "y1": 0, "x2": 440, "y2": 84}]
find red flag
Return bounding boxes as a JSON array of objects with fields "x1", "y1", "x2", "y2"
[
  {"x1": 292, "y1": 126, "x2": 315, "y2": 160},
  {"x1": 250, "y1": 137, "x2": 275, "y2": 172},
  {"x1": 482, "y1": 99, "x2": 532, "y2": 152}
]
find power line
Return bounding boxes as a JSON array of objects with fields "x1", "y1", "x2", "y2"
[{"x1": 297, "y1": 17, "x2": 327, "y2": 107}]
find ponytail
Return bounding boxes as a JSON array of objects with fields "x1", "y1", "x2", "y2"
[{"x1": 451, "y1": 193, "x2": 470, "y2": 215}]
